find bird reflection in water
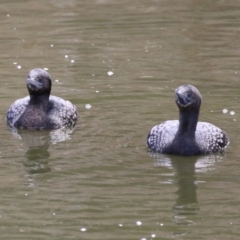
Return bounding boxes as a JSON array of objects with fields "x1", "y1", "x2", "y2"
[
  {"x1": 171, "y1": 157, "x2": 199, "y2": 226},
  {"x1": 150, "y1": 153, "x2": 223, "y2": 226},
  {"x1": 25, "y1": 144, "x2": 51, "y2": 174},
  {"x1": 10, "y1": 128, "x2": 74, "y2": 174}
]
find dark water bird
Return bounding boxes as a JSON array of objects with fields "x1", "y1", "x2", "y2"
[
  {"x1": 6, "y1": 68, "x2": 77, "y2": 130},
  {"x1": 147, "y1": 84, "x2": 229, "y2": 156}
]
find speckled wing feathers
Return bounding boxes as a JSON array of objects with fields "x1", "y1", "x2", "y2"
[
  {"x1": 6, "y1": 96, "x2": 30, "y2": 127},
  {"x1": 147, "y1": 121, "x2": 229, "y2": 154},
  {"x1": 48, "y1": 96, "x2": 77, "y2": 128},
  {"x1": 147, "y1": 120, "x2": 178, "y2": 152},
  {"x1": 195, "y1": 122, "x2": 229, "y2": 154},
  {"x1": 6, "y1": 95, "x2": 77, "y2": 129}
]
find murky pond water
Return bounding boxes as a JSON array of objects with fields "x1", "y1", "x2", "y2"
[{"x1": 0, "y1": 0, "x2": 240, "y2": 239}]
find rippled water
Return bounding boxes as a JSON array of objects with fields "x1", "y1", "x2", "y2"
[{"x1": 1, "y1": 0, "x2": 240, "y2": 239}]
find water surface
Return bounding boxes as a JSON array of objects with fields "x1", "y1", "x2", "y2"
[{"x1": 0, "y1": 0, "x2": 240, "y2": 239}]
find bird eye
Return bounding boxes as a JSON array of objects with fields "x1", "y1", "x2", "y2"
[{"x1": 187, "y1": 92, "x2": 192, "y2": 98}]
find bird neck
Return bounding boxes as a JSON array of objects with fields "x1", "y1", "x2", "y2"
[
  {"x1": 29, "y1": 93, "x2": 50, "y2": 111},
  {"x1": 177, "y1": 108, "x2": 199, "y2": 138}
]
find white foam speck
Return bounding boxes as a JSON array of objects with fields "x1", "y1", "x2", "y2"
[
  {"x1": 141, "y1": 75, "x2": 153, "y2": 78},
  {"x1": 119, "y1": 224, "x2": 123, "y2": 227},
  {"x1": 95, "y1": 90, "x2": 99, "y2": 93},
  {"x1": 50, "y1": 44, "x2": 54, "y2": 47},
  {"x1": 160, "y1": 223, "x2": 164, "y2": 226},
  {"x1": 151, "y1": 234, "x2": 156, "y2": 238},
  {"x1": 53, "y1": 212, "x2": 56, "y2": 215},
  {"x1": 136, "y1": 221, "x2": 142, "y2": 226},
  {"x1": 140, "y1": 238, "x2": 147, "y2": 240},
  {"x1": 230, "y1": 111, "x2": 235, "y2": 115},
  {"x1": 55, "y1": 79, "x2": 59, "y2": 82},
  {"x1": 80, "y1": 228, "x2": 87, "y2": 232},
  {"x1": 65, "y1": 55, "x2": 69, "y2": 58},
  {"x1": 7, "y1": 14, "x2": 10, "y2": 17},
  {"x1": 222, "y1": 109, "x2": 228, "y2": 114},
  {"x1": 71, "y1": 60, "x2": 75, "y2": 63},
  {"x1": 17, "y1": 65, "x2": 21, "y2": 69},
  {"x1": 25, "y1": 193, "x2": 28, "y2": 196},
  {"x1": 85, "y1": 104, "x2": 92, "y2": 109},
  {"x1": 13, "y1": 62, "x2": 17, "y2": 65},
  {"x1": 43, "y1": 68, "x2": 48, "y2": 71},
  {"x1": 107, "y1": 71, "x2": 114, "y2": 76}
]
